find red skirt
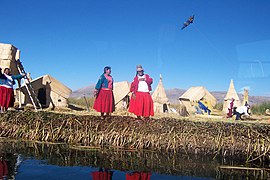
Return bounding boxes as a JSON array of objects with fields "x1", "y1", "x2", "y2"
[
  {"x1": 0, "y1": 160, "x2": 8, "y2": 177},
  {"x1": 126, "y1": 172, "x2": 151, "y2": 180},
  {"x1": 93, "y1": 89, "x2": 115, "y2": 113},
  {"x1": 91, "y1": 171, "x2": 112, "y2": 180},
  {"x1": 128, "y1": 92, "x2": 154, "y2": 117},
  {"x1": 0, "y1": 86, "x2": 14, "y2": 109}
]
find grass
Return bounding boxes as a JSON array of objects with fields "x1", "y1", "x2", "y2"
[
  {"x1": 66, "y1": 96, "x2": 270, "y2": 125},
  {"x1": 68, "y1": 97, "x2": 95, "y2": 108},
  {"x1": 214, "y1": 102, "x2": 223, "y2": 111},
  {"x1": 251, "y1": 102, "x2": 270, "y2": 115}
]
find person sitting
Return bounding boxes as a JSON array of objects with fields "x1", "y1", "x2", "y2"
[
  {"x1": 195, "y1": 105, "x2": 203, "y2": 114},
  {"x1": 233, "y1": 104, "x2": 250, "y2": 120}
]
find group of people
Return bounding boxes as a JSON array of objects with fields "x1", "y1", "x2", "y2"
[
  {"x1": 92, "y1": 64, "x2": 253, "y2": 121},
  {"x1": 227, "y1": 98, "x2": 251, "y2": 120},
  {"x1": 0, "y1": 67, "x2": 25, "y2": 113},
  {"x1": 93, "y1": 65, "x2": 154, "y2": 121}
]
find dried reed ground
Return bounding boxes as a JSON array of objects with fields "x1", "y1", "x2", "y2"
[{"x1": 1, "y1": 110, "x2": 270, "y2": 163}]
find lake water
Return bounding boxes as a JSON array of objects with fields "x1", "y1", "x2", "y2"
[{"x1": 0, "y1": 138, "x2": 269, "y2": 179}]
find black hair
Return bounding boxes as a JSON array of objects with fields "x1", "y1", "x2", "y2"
[
  {"x1": 104, "y1": 66, "x2": 111, "y2": 73},
  {"x1": 136, "y1": 70, "x2": 144, "y2": 76},
  {"x1": 0, "y1": 71, "x2": 7, "y2": 80}
]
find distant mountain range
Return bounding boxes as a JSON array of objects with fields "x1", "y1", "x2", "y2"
[
  {"x1": 70, "y1": 85, "x2": 270, "y2": 105},
  {"x1": 70, "y1": 85, "x2": 96, "y2": 98}
]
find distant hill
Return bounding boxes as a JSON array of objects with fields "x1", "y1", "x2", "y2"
[
  {"x1": 165, "y1": 88, "x2": 186, "y2": 104},
  {"x1": 70, "y1": 85, "x2": 270, "y2": 105},
  {"x1": 69, "y1": 84, "x2": 95, "y2": 98}
]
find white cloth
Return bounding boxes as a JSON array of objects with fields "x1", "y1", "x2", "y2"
[
  {"x1": 137, "y1": 75, "x2": 149, "y2": 92},
  {"x1": 236, "y1": 106, "x2": 249, "y2": 115}
]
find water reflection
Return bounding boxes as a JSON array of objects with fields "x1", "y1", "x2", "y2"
[
  {"x1": 91, "y1": 168, "x2": 113, "y2": 180},
  {"x1": 0, "y1": 154, "x2": 8, "y2": 180},
  {"x1": 0, "y1": 138, "x2": 269, "y2": 179},
  {"x1": 126, "y1": 171, "x2": 151, "y2": 180}
]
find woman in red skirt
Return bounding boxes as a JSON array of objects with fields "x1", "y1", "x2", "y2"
[
  {"x1": 93, "y1": 66, "x2": 115, "y2": 119},
  {"x1": 129, "y1": 65, "x2": 154, "y2": 120},
  {"x1": 0, "y1": 68, "x2": 25, "y2": 113}
]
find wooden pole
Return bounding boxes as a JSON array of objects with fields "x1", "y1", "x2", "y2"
[{"x1": 83, "y1": 95, "x2": 90, "y2": 112}]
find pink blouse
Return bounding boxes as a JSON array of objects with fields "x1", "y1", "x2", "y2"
[{"x1": 104, "y1": 74, "x2": 113, "y2": 89}]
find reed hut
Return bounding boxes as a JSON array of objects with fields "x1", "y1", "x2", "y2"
[
  {"x1": 179, "y1": 86, "x2": 217, "y2": 114},
  {"x1": 151, "y1": 75, "x2": 170, "y2": 113},
  {"x1": 113, "y1": 81, "x2": 130, "y2": 110},
  {"x1": 222, "y1": 80, "x2": 241, "y2": 113},
  {"x1": 15, "y1": 74, "x2": 72, "y2": 108},
  {"x1": 0, "y1": 43, "x2": 20, "y2": 75}
]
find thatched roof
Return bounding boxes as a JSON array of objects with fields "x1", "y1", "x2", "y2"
[
  {"x1": 222, "y1": 79, "x2": 242, "y2": 112},
  {"x1": 224, "y1": 79, "x2": 240, "y2": 101},
  {"x1": 20, "y1": 74, "x2": 72, "y2": 99},
  {"x1": 179, "y1": 86, "x2": 217, "y2": 106},
  {"x1": 152, "y1": 75, "x2": 169, "y2": 104},
  {"x1": 113, "y1": 81, "x2": 130, "y2": 105}
]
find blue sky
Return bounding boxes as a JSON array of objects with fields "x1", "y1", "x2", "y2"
[{"x1": 1, "y1": 0, "x2": 270, "y2": 96}]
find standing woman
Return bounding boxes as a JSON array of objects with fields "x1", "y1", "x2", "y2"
[
  {"x1": 93, "y1": 66, "x2": 115, "y2": 119},
  {"x1": 0, "y1": 68, "x2": 25, "y2": 112},
  {"x1": 226, "y1": 98, "x2": 235, "y2": 118},
  {"x1": 0, "y1": 68, "x2": 7, "y2": 112},
  {"x1": 129, "y1": 65, "x2": 154, "y2": 120}
]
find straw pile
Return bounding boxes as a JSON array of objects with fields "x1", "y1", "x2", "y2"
[{"x1": 1, "y1": 111, "x2": 270, "y2": 162}]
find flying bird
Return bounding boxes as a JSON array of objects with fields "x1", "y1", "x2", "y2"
[{"x1": 181, "y1": 15, "x2": 195, "y2": 30}]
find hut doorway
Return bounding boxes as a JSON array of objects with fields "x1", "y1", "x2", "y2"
[
  {"x1": 163, "y1": 104, "x2": 169, "y2": 113},
  {"x1": 37, "y1": 87, "x2": 46, "y2": 105}
]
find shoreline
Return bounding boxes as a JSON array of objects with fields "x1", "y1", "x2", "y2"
[{"x1": 0, "y1": 110, "x2": 270, "y2": 163}]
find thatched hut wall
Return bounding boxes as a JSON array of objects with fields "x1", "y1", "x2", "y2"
[
  {"x1": 15, "y1": 75, "x2": 72, "y2": 108},
  {"x1": 113, "y1": 81, "x2": 130, "y2": 110},
  {"x1": 179, "y1": 86, "x2": 217, "y2": 114},
  {"x1": 152, "y1": 75, "x2": 170, "y2": 113}
]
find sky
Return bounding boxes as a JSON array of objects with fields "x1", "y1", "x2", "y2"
[{"x1": 1, "y1": 0, "x2": 270, "y2": 96}]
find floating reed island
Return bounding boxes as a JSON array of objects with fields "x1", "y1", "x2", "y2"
[{"x1": 0, "y1": 111, "x2": 270, "y2": 163}]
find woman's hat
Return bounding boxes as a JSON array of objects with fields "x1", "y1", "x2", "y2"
[{"x1": 136, "y1": 65, "x2": 144, "y2": 71}]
